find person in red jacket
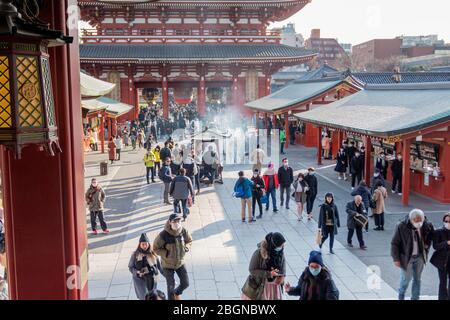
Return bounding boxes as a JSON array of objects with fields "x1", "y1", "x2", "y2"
[{"x1": 263, "y1": 162, "x2": 279, "y2": 213}]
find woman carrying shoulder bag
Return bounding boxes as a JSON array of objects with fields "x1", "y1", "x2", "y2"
[
  {"x1": 242, "y1": 232, "x2": 286, "y2": 300},
  {"x1": 293, "y1": 173, "x2": 309, "y2": 221}
]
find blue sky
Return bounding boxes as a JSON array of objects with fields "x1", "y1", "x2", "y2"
[{"x1": 271, "y1": 0, "x2": 450, "y2": 45}]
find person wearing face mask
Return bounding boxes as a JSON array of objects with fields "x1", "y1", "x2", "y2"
[
  {"x1": 277, "y1": 158, "x2": 294, "y2": 210},
  {"x1": 346, "y1": 195, "x2": 368, "y2": 250},
  {"x1": 242, "y1": 232, "x2": 286, "y2": 300},
  {"x1": 251, "y1": 168, "x2": 266, "y2": 220},
  {"x1": 375, "y1": 151, "x2": 389, "y2": 180},
  {"x1": 350, "y1": 151, "x2": 364, "y2": 190},
  {"x1": 304, "y1": 167, "x2": 318, "y2": 221},
  {"x1": 391, "y1": 153, "x2": 403, "y2": 195},
  {"x1": 318, "y1": 193, "x2": 340, "y2": 254},
  {"x1": 391, "y1": 209, "x2": 434, "y2": 300},
  {"x1": 334, "y1": 147, "x2": 348, "y2": 181},
  {"x1": 370, "y1": 169, "x2": 386, "y2": 195},
  {"x1": 85, "y1": 178, "x2": 109, "y2": 235},
  {"x1": 129, "y1": 233, "x2": 164, "y2": 300},
  {"x1": 285, "y1": 250, "x2": 339, "y2": 300},
  {"x1": 293, "y1": 173, "x2": 309, "y2": 221},
  {"x1": 263, "y1": 163, "x2": 279, "y2": 213},
  {"x1": 153, "y1": 213, "x2": 193, "y2": 300},
  {"x1": 430, "y1": 213, "x2": 450, "y2": 300}
]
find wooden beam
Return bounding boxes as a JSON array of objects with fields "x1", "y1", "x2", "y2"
[{"x1": 401, "y1": 139, "x2": 412, "y2": 205}]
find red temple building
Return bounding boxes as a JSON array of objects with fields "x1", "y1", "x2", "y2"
[{"x1": 78, "y1": 0, "x2": 317, "y2": 120}]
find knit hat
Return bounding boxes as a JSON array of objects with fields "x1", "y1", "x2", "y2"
[
  {"x1": 169, "y1": 213, "x2": 183, "y2": 222},
  {"x1": 139, "y1": 233, "x2": 150, "y2": 243},
  {"x1": 308, "y1": 250, "x2": 324, "y2": 266},
  {"x1": 271, "y1": 232, "x2": 286, "y2": 247}
]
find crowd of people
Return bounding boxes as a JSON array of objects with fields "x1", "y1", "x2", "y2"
[{"x1": 79, "y1": 105, "x2": 450, "y2": 301}]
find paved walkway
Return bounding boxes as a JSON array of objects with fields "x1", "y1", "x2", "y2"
[{"x1": 84, "y1": 143, "x2": 443, "y2": 300}]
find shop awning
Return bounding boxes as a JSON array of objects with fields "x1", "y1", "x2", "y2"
[
  {"x1": 295, "y1": 82, "x2": 450, "y2": 138},
  {"x1": 245, "y1": 77, "x2": 361, "y2": 113},
  {"x1": 80, "y1": 72, "x2": 116, "y2": 98},
  {"x1": 82, "y1": 97, "x2": 133, "y2": 117}
]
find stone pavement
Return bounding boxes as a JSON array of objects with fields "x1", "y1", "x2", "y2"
[{"x1": 84, "y1": 142, "x2": 443, "y2": 300}]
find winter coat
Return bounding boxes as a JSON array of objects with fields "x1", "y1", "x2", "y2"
[
  {"x1": 371, "y1": 175, "x2": 386, "y2": 193},
  {"x1": 234, "y1": 177, "x2": 253, "y2": 199},
  {"x1": 251, "y1": 176, "x2": 265, "y2": 196},
  {"x1": 345, "y1": 146, "x2": 357, "y2": 161},
  {"x1": 293, "y1": 179, "x2": 309, "y2": 203},
  {"x1": 372, "y1": 186, "x2": 387, "y2": 214},
  {"x1": 375, "y1": 157, "x2": 389, "y2": 174},
  {"x1": 114, "y1": 137, "x2": 123, "y2": 150},
  {"x1": 318, "y1": 202, "x2": 340, "y2": 236},
  {"x1": 287, "y1": 267, "x2": 339, "y2": 300},
  {"x1": 143, "y1": 151, "x2": 156, "y2": 167},
  {"x1": 153, "y1": 148, "x2": 161, "y2": 163},
  {"x1": 159, "y1": 147, "x2": 171, "y2": 162},
  {"x1": 263, "y1": 173, "x2": 279, "y2": 191},
  {"x1": 128, "y1": 251, "x2": 163, "y2": 300},
  {"x1": 345, "y1": 201, "x2": 367, "y2": 229},
  {"x1": 277, "y1": 166, "x2": 294, "y2": 187},
  {"x1": 170, "y1": 175, "x2": 194, "y2": 200},
  {"x1": 351, "y1": 185, "x2": 371, "y2": 210},
  {"x1": 391, "y1": 159, "x2": 403, "y2": 177},
  {"x1": 242, "y1": 239, "x2": 286, "y2": 300},
  {"x1": 351, "y1": 156, "x2": 364, "y2": 174},
  {"x1": 391, "y1": 214, "x2": 434, "y2": 270},
  {"x1": 304, "y1": 174, "x2": 318, "y2": 197},
  {"x1": 153, "y1": 221, "x2": 193, "y2": 270},
  {"x1": 159, "y1": 164, "x2": 173, "y2": 183},
  {"x1": 85, "y1": 186, "x2": 106, "y2": 211},
  {"x1": 430, "y1": 228, "x2": 450, "y2": 271},
  {"x1": 108, "y1": 141, "x2": 116, "y2": 160},
  {"x1": 334, "y1": 152, "x2": 347, "y2": 173}
]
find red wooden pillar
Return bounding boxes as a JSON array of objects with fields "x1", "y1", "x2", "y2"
[
  {"x1": 134, "y1": 87, "x2": 140, "y2": 120},
  {"x1": 100, "y1": 111, "x2": 105, "y2": 153},
  {"x1": 107, "y1": 117, "x2": 112, "y2": 140},
  {"x1": 364, "y1": 136, "x2": 372, "y2": 184},
  {"x1": 317, "y1": 126, "x2": 323, "y2": 165},
  {"x1": 198, "y1": 76, "x2": 206, "y2": 116},
  {"x1": 284, "y1": 112, "x2": 289, "y2": 149},
  {"x1": 264, "y1": 113, "x2": 268, "y2": 129},
  {"x1": 1, "y1": 0, "x2": 88, "y2": 299},
  {"x1": 402, "y1": 139, "x2": 412, "y2": 205},
  {"x1": 272, "y1": 114, "x2": 277, "y2": 130},
  {"x1": 162, "y1": 77, "x2": 169, "y2": 119}
]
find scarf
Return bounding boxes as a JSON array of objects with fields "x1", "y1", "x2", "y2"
[{"x1": 87, "y1": 186, "x2": 99, "y2": 202}]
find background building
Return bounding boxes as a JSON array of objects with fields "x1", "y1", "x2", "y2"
[
  {"x1": 352, "y1": 38, "x2": 403, "y2": 71},
  {"x1": 305, "y1": 29, "x2": 351, "y2": 70}
]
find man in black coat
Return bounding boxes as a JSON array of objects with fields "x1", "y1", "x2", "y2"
[
  {"x1": 375, "y1": 151, "x2": 389, "y2": 180},
  {"x1": 391, "y1": 209, "x2": 434, "y2": 300},
  {"x1": 159, "y1": 141, "x2": 172, "y2": 162},
  {"x1": 350, "y1": 151, "x2": 364, "y2": 189},
  {"x1": 345, "y1": 141, "x2": 357, "y2": 176},
  {"x1": 430, "y1": 213, "x2": 450, "y2": 300},
  {"x1": 304, "y1": 167, "x2": 318, "y2": 220},
  {"x1": 346, "y1": 195, "x2": 368, "y2": 250},
  {"x1": 391, "y1": 153, "x2": 403, "y2": 195},
  {"x1": 277, "y1": 158, "x2": 294, "y2": 210}
]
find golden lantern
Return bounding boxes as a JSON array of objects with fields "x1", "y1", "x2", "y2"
[{"x1": 0, "y1": 0, "x2": 72, "y2": 158}]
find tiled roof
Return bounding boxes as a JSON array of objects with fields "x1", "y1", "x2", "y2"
[
  {"x1": 79, "y1": 44, "x2": 316, "y2": 63},
  {"x1": 296, "y1": 82, "x2": 450, "y2": 138},
  {"x1": 298, "y1": 64, "x2": 340, "y2": 81},
  {"x1": 351, "y1": 72, "x2": 450, "y2": 84},
  {"x1": 246, "y1": 77, "x2": 361, "y2": 112}
]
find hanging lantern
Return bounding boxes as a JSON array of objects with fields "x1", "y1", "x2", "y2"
[
  {"x1": 207, "y1": 87, "x2": 224, "y2": 102},
  {"x1": 142, "y1": 87, "x2": 159, "y2": 104},
  {"x1": 174, "y1": 86, "x2": 193, "y2": 105},
  {"x1": 0, "y1": 0, "x2": 73, "y2": 158}
]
